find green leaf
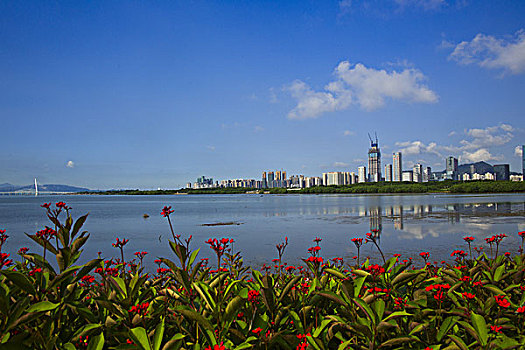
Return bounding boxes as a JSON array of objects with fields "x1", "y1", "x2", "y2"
[
  {"x1": 391, "y1": 270, "x2": 423, "y2": 286},
  {"x1": 223, "y1": 295, "x2": 245, "y2": 324},
  {"x1": 86, "y1": 333, "x2": 104, "y2": 350},
  {"x1": 378, "y1": 337, "x2": 414, "y2": 348},
  {"x1": 372, "y1": 299, "x2": 385, "y2": 323},
  {"x1": 317, "y1": 291, "x2": 347, "y2": 307},
  {"x1": 72, "y1": 213, "x2": 89, "y2": 239},
  {"x1": 352, "y1": 269, "x2": 371, "y2": 278},
  {"x1": 493, "y1": 264, "x2": 505, "y2": 282},
  {"x1": 470, "y1": 312, "x2": 488, "y2": 346},
  {"x1": 130, "y1": 327, "x2": 152, "y2": 350},
  {"x1": 353, "y1": 298, "x2": 375, "y2": 325},
  {"x1": 353, "y1": 276, "x2": 366, "y2": 298},
  {"x1": 324, "y1": 268, "x2": 347, "y2": 280},
  {"x1": 437, "y1": 316, "x2": 457, "y2": 342},
  {"x1": 382, "y1": 311, "x2": 412, "y2": 322},
  {"x1": 26, "y1": 301, "x2": 59, "y2": 313},
  {"x1": 174, "y1": 307, "x2": 214, "y2": 332},
  {"x1": 153, "y1": 318, "x2": 165, "y2": 350},
  {"x1": 448, "y1": 335, "x2": 468, "y2": 350},
  {"x1": 188, "y1": 248, "x2": 200, "y2": 267},
  {"x1": 1, "y1": 270, "x2": 36, "y2": 295},
  {"x1": 71, "y1": 323, "x2": 102, "y2": 341}
]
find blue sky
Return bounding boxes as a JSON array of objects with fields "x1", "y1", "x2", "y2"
[{"x1": 1, "y1": 0, "x2": 524, "y2": 189}]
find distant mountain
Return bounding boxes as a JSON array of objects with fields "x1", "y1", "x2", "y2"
[
  {"x1": 0, "y1": 183, "x2": 17, "y2": 191},
  {"x1": 435, "y1": 161, "x2": 495, "y2": 175},
  {"x1": 0, "y1": 183, "x2": 89, "y2": 193},
  {"x1": 457, "y1": 161, "x2": 494, "y2": 175}
]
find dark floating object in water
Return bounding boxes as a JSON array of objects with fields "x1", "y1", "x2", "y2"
[
  {"x1": 143, "y1": 214, "x2": 150, "y2": 218},
  {"x1": 201, "y1": 222, "x2": 243, "y2": 226}
]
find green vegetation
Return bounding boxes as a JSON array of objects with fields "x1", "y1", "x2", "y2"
[
  {"x1": 79, "y1": 181, "x2": 525, "y2": 196},
  {"x1": 1, "y1": 203, "x2": 525, "y2": 349}
]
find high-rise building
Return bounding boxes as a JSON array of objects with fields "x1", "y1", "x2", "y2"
[
  {"x1": 393, "y1": 152, "x2": 402, "y2": 182},
  {"x1": 384, "y1": 164, "x2": 392, "y2": 182},
  {"x1": 350, "y1": 172, "x2": 357, "y2": 184},
  {"x1": 423, "y1": 167, "x2": 432, "y2": 182},
  {"x1": 493, "y1": 164, "x2": 510, "y2": 181},
  {"x1": 368, "y1": 135, "x2": 381, "y2": 182},
  {"x1": 446, "y1": 157, "x2": 458, "y2": 180},
  {"x1": 282, "y1": 171, "x2": 287, "y2": 180},
  {"x1": 267, "y1": 171, "x2": 275, "y2": 188},
  {"x1": 262, "y1": 172, "x2": 267, "y2": 188},
  {"x1": 522, "y1": 145, "x2": 525, "y2": 176},
  {"x1": 402, "y1": 171, "x2": 413, "y2": 182},
  {"x1": 323, "y1": 172, "x2": 345, "y2": 186},
  {"x1": 358, "y1": 166, "x2": 367, "y2": 183},
  {"x1": 413, "y1": 164, "x2": 423, "y2": 183}
]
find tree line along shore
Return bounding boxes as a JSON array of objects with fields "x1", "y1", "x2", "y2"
[{"x1": 78, "y1": 180, "x2": 525, "y2": 195}]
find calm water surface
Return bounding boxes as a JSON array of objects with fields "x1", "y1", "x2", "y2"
[{"x1": 1, "y1": 193, "x2": 524, "y2": 269}]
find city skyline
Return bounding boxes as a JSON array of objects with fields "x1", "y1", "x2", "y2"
[{"x1": 1, "y1": 1, "x2": 525, "y2": 189}]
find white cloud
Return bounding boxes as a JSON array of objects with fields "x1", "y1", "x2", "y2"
[
  {"x1": 254, "y1": 125, "x2": 265, "y2": 133},
  {"x1": 395, "y1": 141, "x2": 441, "y2": 157},
  {"x1": 460, "y1": 148, "x2": 503, "y2": 163},
  {"x1": 449, "y1": 30, "x2": 525, "y2": 74},
  {"x1": 396, "y1": 123, "x2": 515, "y2": 165},
  {"x1": 66, "y1": 160, "x2": 75, "y2": 168},
  {"x1": 515, "y1": 145, "x2": 523, "y2": 157},
  {"x1": 343, "y1": 130, "x2": 355, "y2": 136},
  {"x1": 460, "y1": 124, "x2": 513, "y2": 150},
  {"x1": 206, "y1": 146, "x2": 216, "y2": 151},
  {"x1": 286, "y1": 61, "x2": 438, "y2": 119},
  {"x1": 448, "y1": 131, "x2": 456, "y2": 136},
  {"x1": 333, "y1": 161, "x2": 350, "y2": 168}
]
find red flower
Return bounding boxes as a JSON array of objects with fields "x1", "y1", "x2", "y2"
[
  {"x1": 313, "y1": 237, "x2": 322, "y2": 244},
  {"x1": 56, "y1": 201, "x2": 69, "y2": 209},
  {"x1": 161, "y1": 206, "x2": 174, "y2": 217},
  {"x1": 18, "y1": 247, "x2": 29, "y2": 254},
  {"x1": 252, "y1": 327, "x2": 263, "y2": 335},
  {"x1": 495, "y1": 295, "x2": 510, "y2": 308},
  {"x1": 462, "y1": 292, "x2": 476, "y2": 300},
  {"x1": 248, "y1": 290, "x2": 260, "y2": 304},
  {"x1": 205, "y1": 344, "x2": 226, "y2": 350},
  {"x1": 0, "y1": 253, "x2": 13, "y2": 268},
  {"x1": 41, "y1": 203, "x2": 51, "y2": 209},
  {"x1": 112, "y1": 238, "x2": 129, "y2": 248},
  {"x1": 463, "y1": 236, "x2": 474, "y2": 242},
  {"x1": 29, "y1": 267, "x2": 42, "y2": 276},
  {"x1": 129, "y1": 302, "x2": 150, "y2": 316},
  {"x1": 517, "y1": 306, "x2": 525, "y2": 313},
  {"x1": 490, "y1": 325, "x2": 502, "y2": 333}
]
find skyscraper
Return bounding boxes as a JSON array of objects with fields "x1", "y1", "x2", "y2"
[
  {"x1": 384, "y1": 164, "x2": 392, "y2": 182},
  {"x1": 393, "y1": 152, "x2": 402, "y2": 182},
  {"x1": 446, "y1": 157, "x2": 458, "y2": 180},
  {"x1": 358, "y1": 166, "x2": 367, "y2": 183},
  {"x1": 262, "y1": 172, "x2": 267, "y2": 188},
  {"x1": 368, "y1": 135, "x2": 381, "y2": 182},
  {"x1": 413, "y1": 164, "x2": 423, "y2": 183},
  {"x1": 522, "y1": 145, "x2": 525, "y2": 176},
  {"x1": 493, "y1": 164, "x2": 510, "y2": 181},
  {"x1": 423, "y1": 167, "x2": 432, "y2": 182}
]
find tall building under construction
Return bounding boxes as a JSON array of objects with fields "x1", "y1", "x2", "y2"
[{"x1": 368, "y1": 134, "x2": 382, "y2": 182}]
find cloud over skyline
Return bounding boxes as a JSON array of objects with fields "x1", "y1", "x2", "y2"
[
  {"x1": 395, "y1": 124, "x2": 515, "y2": 166},
  {"x1": 287, "y1": 61, "x2": 438, "y2": 119},
  {"x1": 66, "y1": 161, "x2": 75, "y2": 168}
]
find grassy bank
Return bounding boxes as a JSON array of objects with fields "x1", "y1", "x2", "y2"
[
  {"x1": 79, "y1": 180, "x2": 525, "y2": 195},
  {"x1": 1, "y1": 203, "x2": 525, "y2": 349}
]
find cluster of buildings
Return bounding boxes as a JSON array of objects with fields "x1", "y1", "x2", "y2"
[{"x1": 186, "y1": 141, "x2": 525, "y2": 190}]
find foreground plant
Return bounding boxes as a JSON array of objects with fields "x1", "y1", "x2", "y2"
[{"x1": 0, "y1": 203, "x2": 524, "y2": 349}]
